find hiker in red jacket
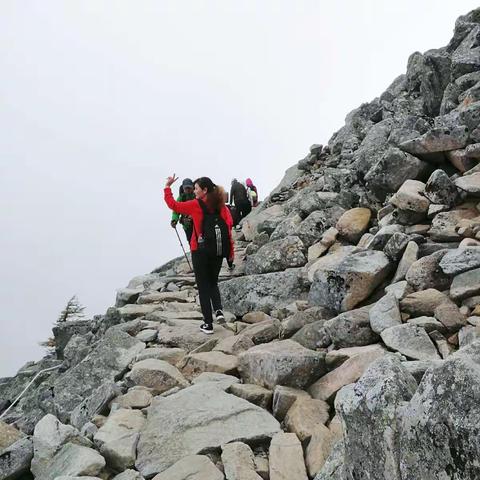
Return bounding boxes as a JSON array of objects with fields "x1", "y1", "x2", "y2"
[{"x1": 164, "y1": 174, "x2": 234, "y2": 334}]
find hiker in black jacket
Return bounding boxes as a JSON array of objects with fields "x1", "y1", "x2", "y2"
[{"x1": 230, "y1": 178, "x2": 252, "y2": 226}]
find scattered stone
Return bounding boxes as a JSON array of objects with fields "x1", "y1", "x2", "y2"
[
  {"x1": 242, "y1": 311, "x2": 274, "y2": 324},
  {"x1": 0, "y1": 421, "x2": 22, "y2": 450},
  {"x1": 405, "y1": 249, "x2": 451, "y2": 291},
  {"x1": 191, "y1": 372, "x2": 240, "y2": 390},
  {"x1": 305, "y1": 425, "x2": 336, "y2": 479},
  {"x1": 424, "y1": 169, "x2": 460, "y2": 206},
  {"x1": 369, "y1": 292, "x2": 402, "y2": 334},
  {"x1": 220, "y1": 269, "x2": 308, "y2": 317},
  {"x1": 439, "y1": 246, "x2": 480, "y2": 274},
  {"x1": 390, "y1": 180, "x2": 430, "y2": 213},
  {"x1": 309, "y1": 250, "x2": 391, "y2": 313},
  {"x1": 429, "y1": 207, "x2": 478, "y2": 242},
  {"x1": 37, "y1": 443, "x2": 106, "y2": 480},
  {"x1": 309, "y1": 344, "x2": 386, "y2": 401},
  {"x1": 335, "y1": 208, "x2": 372, "y2": 243},
  {"x1": 238, "y1": 340, "x2": 325, "y2": 390},
  {"x1": 335, "y1": 356, "x2": 417, "y2": 479},
  {"x1": 53, "y1": 329, "x2": 145, "y2": 423},
  {"x1": 269, "y1": 432, "x2": 308, "y2": 480},
  {"x1": 213, "y1": 334, "x2": 255, "y2": 355},
  {"x1": 112, "y1": 388, "x2": 153, "y2": 409},
  {"x1": 400, "y1": 288, "x2": 449, "y2": 316},
  {"x1": 383, "y1": 232, "x2": 410, "y2": 261},
  {"x1": 400, "y1": 341, "x2": 480, "y2": 478},
  {"x1": 135, "y1": 383, "x2": 280, "y2": 477},
  {"x1": 0, "y1": 438, "x2": 33, "y2": 480},
  {"x1": 324, "y1": 307, "x2": 379, "y2": 348},
  {"x1": 241, "y1": 319, "x2": 281, "y2": 344},
  {"x1": 284, "y1": 397, "x2": 329, "y2": 443},
  {"x1": 182, "y1": 351, "x2": 239, "y2": 377},
  {"x1": 152, "y1": 455, "x2": 223, "y2": 480},
  {"x1": 429, "y1": 330, "x2": 453, "y2": 358},
  {"x1": 126, "y1": 359, "x2": 188, "y2": 394},
  {"x1": 450, "y1": 267, "x2": 480, "y2": 300},
  {"x1": 407, "y1": 316, "x2": 446, "y2": 333},
  {"x1": 221, "y1": 442, "x2": 262, "y2": 480},
  {"x1": 392, "y1": 241, "x2": 419, "y2": 282},
  {"x1": 94, "y1": 408, "x2": 145, "y2": 471},
  {"x1": 136, "y1": 329, "x2": 158, "y2": 343},
  {"x1": 228, "y1": 383, "x2": 273, "y2": 410},
  {"x1": 455, "y1": 172, "x2": 480, "y2": 195},
  {"x1": 381, "y1": 324, "x2": 441, "y2": 360},
  {"x1": 272, "y1": 386, "x2": 311, "y2": 421},
  {"x1": 136, "y1": 347, "x2": 186, "y2": 365},
  {"x1": 70, "y1": 382, "x2": 123, "y2": 430},
  {"x1": 434, "y1": 300, "x2": 467, "y2": 332}
]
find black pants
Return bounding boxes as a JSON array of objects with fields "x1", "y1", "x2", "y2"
[
  {"x1": 184, "y1": 224, "x2": 193, "y2": 243},
  {"x1": 237, "y1": 201, "x2": 252, "y2": 222},
  {"x1": 192, "y1": 251, "x2": 223, "y2": 324}
]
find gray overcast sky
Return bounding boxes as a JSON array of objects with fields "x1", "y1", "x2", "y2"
[{"x1": 1, "y1": 1, "x2": 477, "y2": 378}]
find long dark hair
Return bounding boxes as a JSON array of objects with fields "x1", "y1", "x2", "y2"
[{"x1": 194, "y1": 177, "x2": 226, "y2": 212}]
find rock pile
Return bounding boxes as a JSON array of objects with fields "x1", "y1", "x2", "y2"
[{"x1": 2, "y1": 7, "x2": 480, "y2": 480}]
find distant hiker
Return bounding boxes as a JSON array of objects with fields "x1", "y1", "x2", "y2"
[
  {"x1": 170, "y1": 178, "x2": 195, "y2": 243},
  {"x1": 164, "y1": 174, "x2": 234, "y2": 334},
  {"x1": 230, "y1": 178, "x2": 251, "y2": 226},
  {"x1": 246, "y1": 178, "x2": 259, "y2": 207}
]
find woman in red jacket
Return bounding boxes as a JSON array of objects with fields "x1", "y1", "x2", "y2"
[{"x1": 164, "y1": 174, "x2": 234, "y2": 334}]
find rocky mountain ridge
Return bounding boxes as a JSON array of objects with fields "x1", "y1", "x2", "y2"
[{"x1": 2, "y1": 8, "x2": 480, "y2": 480}]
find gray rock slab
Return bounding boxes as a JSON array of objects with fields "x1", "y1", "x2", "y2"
[
  {"x1": 53, "y1": 329, "x2": 145, "y2": 423},
  {"x1": 219, "y1": 269, "x2": 308, "y2": 317},
  {"x1": 324, "y1": 307, "x2": 379, "y2": 349},
  {"x1": 135, "y1": 383, "x2": 280, "y2": 477},
  {"x1": 222, "y1": 442, "x2": 262, "y2": 480},
  {"x1": 450, "y1": 267, "x2": 480, "y2": 300},
  {"x1": 439, "y1": 246, "x2": 480, "y2": 275},
  {"x1": 335, "y1": 355, "x2": 417, "y2": 480},
  {"x1": 36, "y1": 443, "x2": 106, "y2": 480},
  {"x1": 309, "y1": 250, "x2": 391, "y2": 313},
  {"x1": 151, "y1": 454, "x2": 223, "y2": 480},
  {"x1": 269, "y1": 432, "x2": 308, "y2": 480},
  {"x1": 400, "y1": 341, "x2": 480, "y2": 478},
  {"x1": 70, "y1": 382, "x2": 122, "y2": 430},
  {"x1": 0, "y1": 437, "x2": 33, "y2": 480},
  {"x1": 238, "y1": 340, "x2": 325, "y2": 390},
  {"x1": 369, "y1": 293, "x2": 402, "y2": 334},
  {"x1": 381, "y1": 324, "x2": 441, "y2": 360}
]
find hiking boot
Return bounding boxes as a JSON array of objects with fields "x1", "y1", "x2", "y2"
[
  {"x1": 200, "y1": 323, "x2": 214, "y2": 334},
  {"x1": 215, "y1": 310, "x2": 226, "y2": 324}
]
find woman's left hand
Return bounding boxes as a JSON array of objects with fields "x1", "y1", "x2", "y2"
[{"x1": 166, "y1": 173, "x2": 179, "y2": 188}]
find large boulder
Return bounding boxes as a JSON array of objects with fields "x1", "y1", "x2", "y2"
[
  {"x1": 53, "y1": 329, "x2": 145, "y2": 423},
  {"x1": 335, "y1": 356, "x2": 417, "y2": 480},
  {"x1": 152, "y1": 455, "x2": 223, "y2": 480},
  {"x1": 220, "y1": 268, "x2": 308, "y2": 317},
  {"x1": 35, "y1": 443, "x2": 106, "y2": 480},
  {"x1": 439, "y1": 246, "x2": 480, "y2": 275},
  {"x1": 238, "y1": 340, "x2": 326, "y2": 390},
  {"x1": 245, "y1": 236, "x2": 307, "y2": 274},
  {"x1": 380, "y1": 324, "x2": 441, "y2": 360},
  {"x1": 324, "y1": 307, "x2": 379, "y2": 349},
  {"x1": 309, "y1": 250, "x2": 391, "y2": 313},
  {"x1": 400, "y1": 340, "x2": 480, "y2": 479},
  {"x1": 309, "y1": 344, "x2": 386, "y2": 401},
  {"x1": 0, "y1": 438, "x2": 34, "y2": 480},
  {"x1": 135, "y1": 383, "x2": 280, "y2": 477},
  {"x1": 93, "y1": 409, "x2": 145, "y2": 471},
  {"x1": 335, "y1": 208, "x2": 372, "y2": 244}
]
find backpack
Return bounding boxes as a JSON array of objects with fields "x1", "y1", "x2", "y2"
[
  {"x1": 196, "y1": 199, "x2": 230, "y2": 257},
  {"x1": 247, "y1": 187, "x2": 258, "y2": 206}
]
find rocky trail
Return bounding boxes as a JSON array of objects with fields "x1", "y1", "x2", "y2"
[{"x1": 3, "y1": 7, "x2": 480, "y2": 480}]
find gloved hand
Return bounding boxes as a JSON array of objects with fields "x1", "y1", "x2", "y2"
[{"x1": 170, "y1": 220, "x2": 178, "y2": 228}]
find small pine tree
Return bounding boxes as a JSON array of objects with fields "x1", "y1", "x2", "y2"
[
  {"x1": 39, "y1": 295, "x2": 86, "y2": 353},
  {"x1": 57, "y1": 295, "x2": 85, "y2": 323}
]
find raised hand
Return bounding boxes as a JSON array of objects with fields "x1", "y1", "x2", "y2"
[{"x1": 166, "y1": 173, "x2": 179, "y2": 187}]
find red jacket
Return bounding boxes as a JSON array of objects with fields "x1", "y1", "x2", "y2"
[{"x1": 164, "y1": 187, "x2": 234, "y2": 260}]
